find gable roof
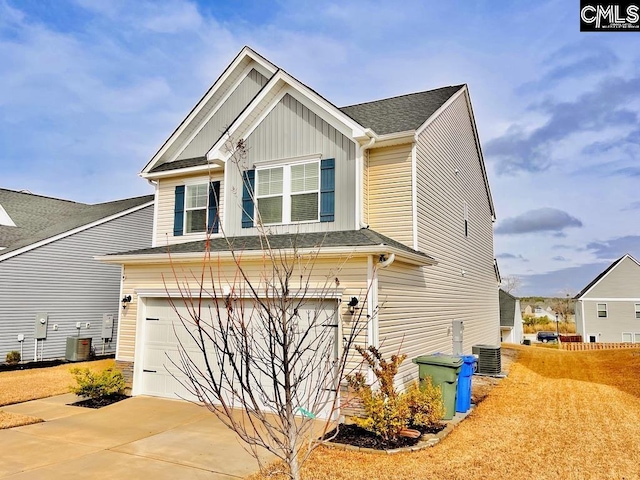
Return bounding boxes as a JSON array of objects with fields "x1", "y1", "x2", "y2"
[
  {"x1": 499, "y1": 289, "x2": 517, "y2": 327},
  {"x1": 101, "y1": 228, "x2": 435, "y2": 266},
  {"x1": 339, "y1": 86, "x2": 464, "y2": 136},
  {"x1": 574, "y1": 254, "x2": 640, "y2": 299},
  {"x1": 0, "y1": 188, "x2": 154, "y2": 258},
  {"x1": 142, "y1": 47, "x2": 278, "y2": 174}
]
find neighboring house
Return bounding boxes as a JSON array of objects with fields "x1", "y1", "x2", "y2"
[
  {"x1": 575, "y1": 254, "x2": 640, "y2": 344},
  {"x1": 99, "y1": 47, "x2": 500, "y2": 405},
  {"x1": 499, "y1": 289, "x2": 523, "y2": 343},
  {"x1": 0, "y1": 189, "x2": 154, "y2": 362}
]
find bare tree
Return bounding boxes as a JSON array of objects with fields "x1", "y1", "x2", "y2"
[
  {"x1": 501, "y1": 275, "x2": 522, "y2": 294},
  {"x1": 162, "y1": 139, "x2": 373, "y2": 480}
]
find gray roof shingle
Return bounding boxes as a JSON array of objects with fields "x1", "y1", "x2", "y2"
[
  {"x1": 108, "y1": 228, "x2": 434, "y2": 262},
  {"x1": 0, "y1": 189, "x2": 154, "y2": 255},
  {"x1": 499, "y1": 289, "x2": 517, "y2": 327},
  {"x1": 339, "y1": 85, "x2": 465, "y2": 136}
]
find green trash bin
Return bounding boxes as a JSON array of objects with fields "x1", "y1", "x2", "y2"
[{"x1": 412, "y1": 354, "x2": 463, "y2": 420}]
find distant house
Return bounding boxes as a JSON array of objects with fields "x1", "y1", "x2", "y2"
[
  {"x1": 0, "y1": 189, "x2": 154, "y2": 362},
  {"x1": 574, "y1": 254, "x2": 640, "y2": 344},
  {"x1": 499, "y1": 289, "x2": 523, "y2": 343}
]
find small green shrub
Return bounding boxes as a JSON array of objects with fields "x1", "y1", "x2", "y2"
[
  {"x1": 70, "y1": 367, "x2": 125, "y2": 399},
  {"x1": 5, "y1": 350, "x2": 20, "y2": 365},
  {"x1": 347, "y1": 346, "x2": 410, "y2": 441},
  {"x1": 405, "y1": 378, "x2": 445, "y2": 428}
]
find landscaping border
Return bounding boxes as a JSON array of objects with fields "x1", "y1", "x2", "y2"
[{"x1": 322, "y1": 406, "x2": 474, "y2": 455}]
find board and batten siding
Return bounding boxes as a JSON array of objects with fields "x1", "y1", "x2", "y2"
[
  {"x1": 116, "y1": 257, "x2": 370, "y2": 373},
  {"x1": 176, "y1": 69, "x2": 269, "y2": 161},
  {"x1": 0, "y1": 206, "x2": 153, "y2": 362},
  {"x1": 225, "y1": 93, "x2": 357, "y2": 237},
  {"x1": 366, "y1": 144, "x2": 413, "y2": 247},
  {"x1": 378, "y1": 90, "x2": 500, "y2": 377},
  {"x1": 158, "y1": 56, "x2": 257, "y2": 164},
  {"x1": 155, "y1": 171, "x2": 225, "y2": 246}
]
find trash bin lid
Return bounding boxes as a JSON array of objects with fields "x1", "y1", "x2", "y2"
[
  {"x1": 460, "y1": 355, "x2": 477, "y2": 364},
  {"x1": 412, "y1": 354, "x2": 463, "y2": 367}
]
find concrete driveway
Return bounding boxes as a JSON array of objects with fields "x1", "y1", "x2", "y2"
[{"x1": 0, "y1": 394, "x2": 274, "y2": 479}]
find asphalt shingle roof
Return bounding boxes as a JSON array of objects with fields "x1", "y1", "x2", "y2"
[
  {"x1": 0, "y1": 189, "x2": 154, "y2": 255},
  {"x1": 499, "y1": 289, "x2": 517, "y2": 327},
  {"x1": 149, "y1": 156, "x2": 209, "y2": 173},
  {"x1": 108, "y1": 228, "x2": 434, "y2": 262},
  {"x1": 339, "y1": 85, "x2": 465, "y2": 136}
]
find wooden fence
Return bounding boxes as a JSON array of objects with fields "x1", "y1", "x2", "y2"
[{"x1": 560, "y1": 342, "x2": 640, "y2": 351}]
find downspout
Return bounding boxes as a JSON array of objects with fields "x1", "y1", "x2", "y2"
[
  {"x1": 147, "y1": 179, "x2": 158, "y2": 248},
  {"x1": 378, "y1": 253, "x2": 395, "y2": 268},
  {"x1": 359, "y1": 130, "x2": 376, "y2": 229}
]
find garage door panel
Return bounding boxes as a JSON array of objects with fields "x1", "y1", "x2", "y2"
[{"x1": 140, "y1": 297, "x2": 339, "y2": 417}]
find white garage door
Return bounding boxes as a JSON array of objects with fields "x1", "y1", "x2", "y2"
[{"x1": 140, "y1": 297, "x2": 339, "y2": 414}]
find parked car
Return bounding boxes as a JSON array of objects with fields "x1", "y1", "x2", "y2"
[{"x1": 537, "y1": 331, "x2": 558, "y2": 343}]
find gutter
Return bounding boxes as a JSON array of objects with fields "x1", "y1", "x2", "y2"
[{"x1": 95, "y1": 244, "x2": 435, "y2": 267}]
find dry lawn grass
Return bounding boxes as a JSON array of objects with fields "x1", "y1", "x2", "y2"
[
  {"x1": 0, "y1": 359, "x2": 115, "y2": 407},
  {"x1": 0, "y1": 411, "x2": 43, "y2": 429},
  {"x1": 250, "y1": 346, "x2": 640, "y2": 480}
]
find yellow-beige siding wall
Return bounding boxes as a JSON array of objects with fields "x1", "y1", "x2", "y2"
[
  {"x1": 117, "y1": 256, "x2": 370, "y2": 363},
  {"x1": 376, "y1": 92, "x2": 499, "y2": 384},
  {"x1": 366, "y1": 144, "x2": 413, "y2": 247}
]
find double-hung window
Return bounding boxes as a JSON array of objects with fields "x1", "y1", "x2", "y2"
[
  {"x1": 597, "y1": 303, "x2": 607, "y2": 318},
  {"x1": 256, "y1": 161, "x2": 320, "y2": 225},
  {"x1": 173, "y1": 181, "x2": 220, "y2": 236},
  {"x1": 185, "y1": 184, "x2": 208, "y2": 233}
]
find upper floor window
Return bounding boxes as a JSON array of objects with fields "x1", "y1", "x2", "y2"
[
  {"x1": 256, "y1": 161, "x2": 320, "y2": 225},
  {"x1": 597, "y1": 303, "x2": 607, "y2": 318},
  {"x1": 173, "y1": 181, "x2": 220, "y2": 236},
  {"x1": 635, "y1": 303, "x2": 640, "y2": 319},
  {"x1": 185, "y1": 184, "x2": 208, "y2": 233}
]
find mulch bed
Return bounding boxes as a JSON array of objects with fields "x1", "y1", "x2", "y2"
[
  {"x1": 0, "y1": 355, "x2": 115, "y2": 373},
  {"x1": 69, "y1": 393, "x2": 129, "y2": 409},
  {"x1": 322, "y1": 422, "x2": 445, "y2": 450}
]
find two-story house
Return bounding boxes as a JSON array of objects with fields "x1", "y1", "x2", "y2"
[
  {"x1": 100, "y1": 47, "x2": 499, "y2": 404},
  {"x1": 0, "y1": 189, "x2": 153, "y2": 362},
  {"x1": 575, "y1": 254, "x2": 640, "y2": 343}
]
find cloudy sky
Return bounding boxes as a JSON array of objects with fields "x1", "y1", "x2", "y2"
[{"x1": 1, "y1": 0, "x2": 639, "y2": 296}]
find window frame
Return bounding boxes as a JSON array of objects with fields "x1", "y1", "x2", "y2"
[
  {"x1": 255, "y1": 159, "x2": 321, "y2": 226},
  {"x1": 597, "y1": 303, "x2": 607, "y2": 318},
  {"x1": 181, "y1": 180, "x2": 221, "y2": 235},
  {"x1": 635, "y1": 303, "x2": 640, "y2": 319}
]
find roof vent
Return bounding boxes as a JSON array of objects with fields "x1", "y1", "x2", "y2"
[{"x1": 472, "y1": 344, "x2": 501, "y2": 375}]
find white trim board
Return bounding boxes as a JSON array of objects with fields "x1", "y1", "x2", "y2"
[{"x1": 0, "y1": 201, "x2": 154, "y2": 262}]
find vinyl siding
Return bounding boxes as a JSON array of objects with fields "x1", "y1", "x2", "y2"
[
  {"x1": 582, "y1": 256, "x2": 640, "y2": 299},
  {"x1": 578, "y1": 257, "x2": 640, "y2": 342},
  {"x1": 377, "y1": 90, "x2": 499, "y2": 381},
  {"x1": 225, "y1": 93, "x2": 357, "y2": 236},
  {"x1": 581, "y1": 299, "x2": 640, "y2": 343},
  {"x1": 176, "y1": 69, "x2": 269, "y2": 161},
  {"x1": 116, "y1": 257, "x2": 370, "y2": 371},
  {"x1": 158, "y1": 56, "x2": 255, "y2": 164},
  {"x1": 155, "y1": 171, "x2": 225, "y2": 246},
  {"x1": 0, "y1": 206, "x2": 153, "y2": 361},
  {"x1": 366, "y1": 144, "x2": 413, "y2": 247}
]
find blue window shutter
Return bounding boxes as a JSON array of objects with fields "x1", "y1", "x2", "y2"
[
  {"x1": 242, "y1": 170, "x2": 255, "y2": 228},
  {"x1": 173, "y1": 185, "x2": 185, "y2": 236},
  {"x1": 320, "y1": 158, "x2": 335, "y2": 222},
  {"x1": 208, "y1": 181, "x2": 221, "y2": 234}
]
